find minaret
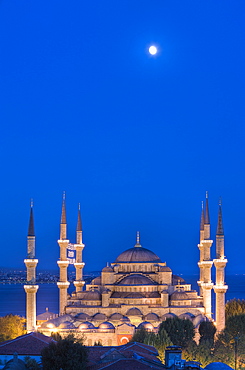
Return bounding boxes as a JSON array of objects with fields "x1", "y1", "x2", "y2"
[
  {"x1": 198, "y1": 192, "x2": 213, "y2": 319},
  {"x1": 57, "y1": 192, "x2": 70, "y2": 315},
  {"x1": 74, "y1": 204, "x2": 85, "y2": 293},
  {"x1": 213, "y1": 199, "x2": 228, "y2": 332},
  {"x1": 197, "y1": 202, "x2": 205, "y2": 296},
  {"x1": 24, "y1": 200, "x2": 39, "y2": 333}
]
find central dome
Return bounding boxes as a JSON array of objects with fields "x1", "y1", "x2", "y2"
[{"x1": 115, "y1": 246, "x2": 161, "y2": 263}]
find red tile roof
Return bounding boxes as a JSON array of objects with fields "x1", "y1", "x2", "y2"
[{"x1": 0, "y1": 332, "x2": 55, "y2": 355}]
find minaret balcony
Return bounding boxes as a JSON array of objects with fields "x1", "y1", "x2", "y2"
[
  {"x1": 57, "y1": 260, "x2": 69, "y2": 267},
  {"x1": 74, "y1": 262, "x2": 85, "y2": 267},
  {"x1": 201, "y1": 282, "x2": 213, "y2": 290},
  {"x1": 57, "y1": 281, "x2": 70, "y2": 288},
  {"x1": 213, "y1": 259, "x2": 228, "y2": 268},
  {"x1": 74, "y1": 280, "x2": 85, "y2": 287},
  {"x1": 213, "y1": 285, "x2": 228, "y2": 293},
  {"x1": 24, "y1": 259, "x2": 38, "y2": 268},
  {"x1": 198, "y1": 261, "x2": 213, "y2": 268},
  {"x1": 24, "y1": 285, "x2": 39, "y2": 293},
  {"x1": 74, "y1": 243, "x2": 85, "y2": 250},
  {"x1": 57, "y1": 239, "x2": 69, "y2": 244},
  {"x1": 201, "y1": 240, "x2": 213, "y2": 247}
]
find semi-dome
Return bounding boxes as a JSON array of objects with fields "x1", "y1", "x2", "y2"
[
  {"x1": 126, "y1": 307, "x2": 142, "y2": 316},
  {"x1": 109, "y1": 313, "x2": 123, "y2": 321},
  {"x1": 115, "y1": 246, "x2": 161, "y2": 263},
  {"x1": 93, "y1": 313, "x2": 107, "y2": 321},
  {"x1": 171, "y1": 291, "x2": 189, "y2": 300},
  {"x1": 118, "y1": 274, "x2": 156, "y2": 286},
  {"x1": 144, "y1": 313, "x2": 159, "y2": 321},
  {"x1": 161, "y1": 313, "x2": 176, "y2": 321},
  {"x1": 75, "y1": 313, "x2": 92, "y2": 321},
  {"x1": 80, "y1": 290, "x2": 101, "y2": 301}
]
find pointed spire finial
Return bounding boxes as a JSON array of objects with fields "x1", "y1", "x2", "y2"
[
  {"x1": 135, "y1": 231, "x2": 141, "y2": 247},
  {"x1": 204, "y1": 191, "x2": 210, "y2": 224},
  {"x1": 28, "y1": 200, "x2": 35, "y2": 237},
  {"x1": 61, "y1": 191, "x2": 66, "y2": 224},
  {"x1": 217, "y1": 198, "x2": 224, "y2": 235},
  {"x1": 200, "y1": 201, "x2": 205, "y2": 231},
  {"x1": 76, "y1": 203, "x2": 82, "y2": 232},
  {"x1": 137, "y1": 231, "x2": 140, "y2": 244}
]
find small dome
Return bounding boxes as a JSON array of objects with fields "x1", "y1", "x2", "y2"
[
  {"x1": 115, "y1": 246, "x2": 161, "y2": 263},
  {"x1": 120, "y1": 316, "x2": 130, "y2": 323},
  {"x1": 144, "y1": 313, "x2": 159, "y2": 321},
  {"x1": 80, "y1": 290, "x2": 101, "y2": 301},
  {"x1": 126, "y1": 307, "x2": 142, "y2": 316},
  {"x1": 118, "y1": 274, "x2": 155, "y2": 286},
  {"x1": 159, "y1": 266, "x2": 172, "y2": 272},
  {"x1": 58, "y1": 321, "x2": 75, "y2": 329},
  {"x1": 109, "y1": 313, "x2": 123, "y2": 321},
  {"x1": 192, "y1": 314, "x2": 207, "y2": 327},
  {"x1": 98, "y1": 321, "x2": 115, "y2": 331},
  {"x1": 179, "y1": 313, "x2": 194, "y2": 321},
  {"x1": 93, "y1": 313, "x2": 107, "y2": 321},
  {"x1": 75, "y1": 313, "x2": 92, "y2": 321},
  {"x1": 92, "y1": 276, "x2": 101, "y2": 285},
  {"x1": 125, "y1": 292, "x2": 145, "y2": 298},
  {"x1": 161, "y1": 313, "x2": 176, "y2": 321},
  {"x1": 138, "y1": 321, "x2": 154, "y2": 331},
  {"x1": 102, "y1": 266, "x2": 114, "y2": 272},
  {"x1": 205, "y1": 363, "x2": 234, "y2": 370},
  {"x1": 78, "y1": 321, "x2": 95, "y2": 331},
  {"x1": 171, "y1": 291, "x2": 189, "y2": 300},
  {"x1": 172, "y1": 275, "x2": 186, "y2": 285}
]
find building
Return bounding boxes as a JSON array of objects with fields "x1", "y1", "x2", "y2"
[{"x1": 29, "y1": 192, "x2": 228, "y2": 345}]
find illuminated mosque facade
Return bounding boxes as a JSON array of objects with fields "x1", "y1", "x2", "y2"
[{"x1": 24, "y1": 193, "x2": 228, "y2": 346}]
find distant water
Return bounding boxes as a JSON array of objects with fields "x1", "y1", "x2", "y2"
[{"x1": 0, "y1": 275, "x2": 244, "y2": 317}]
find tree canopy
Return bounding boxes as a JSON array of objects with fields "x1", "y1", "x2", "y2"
[
  {"x1": 0, "y1": 314, "x2": 25, "y2": 342},
  {"x1": 41, "y1": 334, "x2": 88, "y2": 370},
  {"x1": 226, "y1": 299, "x2": 245, "y2": 320},
  {"x1": 159, "y1": 317, "x2": 195, "y2": 348}
]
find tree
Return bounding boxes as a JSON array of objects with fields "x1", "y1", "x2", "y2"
[
  {"x1": 159, "y1": 317, "x2": 195, "y2": 348},
  {"x1": 212, "y1": 316, "x2": 245, "y2": 368},
  {"x1": 199, "y1": 321, "x2": 216, "y2": 346},
  {"x1": 226, "y1": 299, "x2": 245, "y2": 320},
  {"x1": 0, "y1": 314, "x2": 25, "y2": 342},
  {"x1": 24, "y1": 356, "x2": 41, "y2": 370},
  {"x1": 131, "y1": 327, "x2": 173, "y2": 363},
  {"x1": 130, "y1": 327, "x2": 148, "y2": 343},
  {"x1": 41, "y1": 334, "x2": 88, "y2": 370}
]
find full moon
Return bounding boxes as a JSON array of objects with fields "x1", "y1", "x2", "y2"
[{"x1": 149, "y1": 45, "x2": 157, "y2": 55}]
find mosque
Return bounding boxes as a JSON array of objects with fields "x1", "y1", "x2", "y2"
[{"x1": 24, "y1": 193, "x2": 228, "y2": 346}]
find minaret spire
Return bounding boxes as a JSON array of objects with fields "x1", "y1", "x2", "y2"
[
  {"x1": 60, "y1": 191, "x2": 67, "y2": 240},
  {"x1": 28, "y1": 199, "x2": 35, "y2": 238},
  {"x1": 200, "y1": 201, "x2": 204, "y2": 242},
  {"x1": 216, "y1": 198, "x2": 224, "y2": 236},
  {"x1": 24, "y1": 200, "x2": 39, "y2": 332},
  {"x1": 76, "y1": 203, "x2": 82, "y2": 232},
  {"x1": 204, "y1": 191, "x2": 210, "y2": 224},
  {"x1": 214, "y1": 198, "x2": 228, "y2": 332},
  {"x1": 74, "y1": 202, "x2": 85, "y2": 294},
  {"x1": 61, "y1": 191, "x2": 66, "y2": 224}
]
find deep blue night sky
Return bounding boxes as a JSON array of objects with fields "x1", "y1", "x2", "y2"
[{"x1": 0, "y1": 1, "x2": 244, "y2": 274}]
